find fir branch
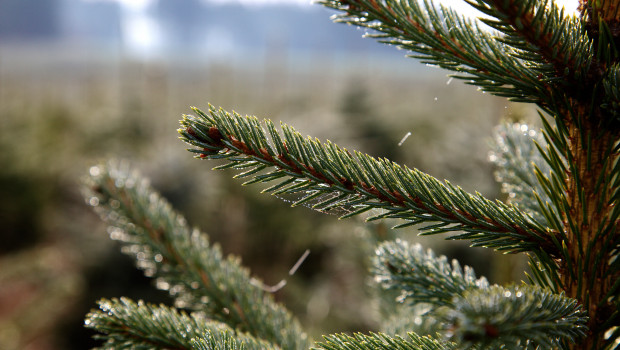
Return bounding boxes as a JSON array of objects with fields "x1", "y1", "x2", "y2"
[
  {"x1": 524, "y1": 254, "x2": 565, "y2": 294},
  {"x1": 602, "y1": 63, "x2": 620, "y2": 124},
  {"x1": 84, "y1": 161, "x2": 309, "y2": 350},
  {"x1": 441, "y1": 285, "x2": 588, "y2": 349},
  {"x1": 85, "y1": 297, "x2": 276, "y2": 350},
  {"x1": 489, "y1": 120, "x2": 575, "y2": 287},
  {"x1": 380, "y1": 303, "x2": 444, "y2": 338},
  {"x1": 371, "y1": 241, "x2": 587, "y2": 347},
  {"x1": 466, "y1": 0, "x2": 592, "y2": 83},
  {"x1": 317, "y1": 0, "x2": 550, "y2": 103},
  {"x1": 190, "y1": 329, "x2": 279, "y2": 350},
  {"x1": 372, "y1": 239, "x2": 489, "y2": 307},
  {"x1": 489, "y1": 122, "x2": 554, "y2": 227},
  {"x1": 179, "y1": 106, "x2": 557, "y2": 258},
  {"x1": 316, "y1": 332, "x2": 455, "y2": 350}
]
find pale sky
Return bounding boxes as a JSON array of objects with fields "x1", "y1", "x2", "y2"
[
  {"x1": 204, "y1": 0, "x2": 579, "y2": 13},
  {"x1": 93, "y1": 0, "x2": 580, "y2": 58},
  {"x1": 110, "y1": 0, "x2": 579, "y2": 13}
]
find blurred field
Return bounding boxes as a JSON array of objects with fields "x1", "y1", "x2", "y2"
[{"x1": 0, "y1": 42, "x2": 529, "y2": 349}]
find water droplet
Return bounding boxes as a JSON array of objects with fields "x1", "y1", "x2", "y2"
[
  {"x1": 137, "y1": 259, "x2": 154, "y2": 270},
  {"x1": 89, "y1": 197, "x2": 99, "y2": 206},
  {"x1": 99, "y1": 301, "x2": 112, "y2": 311},
  {"x1": 156, "y1": 279, "x2": 170, "y2": 290},
  {"x1": 154, "y1": 254, "x2": 163, "y2": 262},
  {"x1": 504, "y1": 290, "x2": 512, "y2": 297},
  {"x1": 149, "y1": 193, "x2": 158, "y2": 203},
  {"x1": 109, "y1": 228, "x2": 123, "y2": 240},
  {"x1": 434, "y1": 97, "x2": 438, "y2": 101},
  {"x1": 89, "y1": 166, "x2": 101, "y2": 177}
]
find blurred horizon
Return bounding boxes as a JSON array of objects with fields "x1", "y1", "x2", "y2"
[
  {"x1": 0, "y1": 0, "x2": 579, "y2": 62},
  {"x1": 1, "y1": 0, "x2": 404, "y2": 62}
]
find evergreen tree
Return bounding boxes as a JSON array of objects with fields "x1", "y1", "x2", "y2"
[{"x1": 84, "y1": 0, "x2": 619, "y2": 349}]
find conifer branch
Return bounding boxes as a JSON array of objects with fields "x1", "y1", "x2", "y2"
[
  {"x1": 371, "y1": 240, "x2": 587, "y2": 348},
  {"x1": 579, "y1": 0, "x2": 620, "y2": 74},
  {"x1": 490, "y1": 121, "x2": 577, "y2": 292},
  {"x1": 466, "y1": 0, "x2": 592, "y2": 82},
  {"x1": 179, "y1": 106, "x2": 558, "y2": 258},
  {"x1": 602, "y1": 63, "x2": 620, "y2": 124},
  {"x1": 84, "y1": 161, "x2": 309, "y2": 350},
  {"x1": 489, "y1": 122, "x2": 554, "y2": 227},
  {"x1": 442, "y1": 285, "x2": 588, "y2": 349},
  {"x1": 380, "y1": 303, "x2": 444, "y2": 338},
  {"x1": 372, "y1": 239, "x2": 489, "y2": 307},
  {"x1": 85, "y1": 297, "x2": 277, "y2": 350},
  {"x1": 318, "y1": 0, "x2": 554, "y2": 103},
  {"x1": 316, "y1": 332, "x2": 455, "y2": 350},
  {"x1": 190, "y1": 330, "x2": 280, "y2": 350}
]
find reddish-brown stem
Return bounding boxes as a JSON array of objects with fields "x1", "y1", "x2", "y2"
[{"x1": 562, "y1": 106, "x2": 618, "y2": 349}]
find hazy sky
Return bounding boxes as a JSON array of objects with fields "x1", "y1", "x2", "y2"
[
  {"x1": 104, "y1": 0, "x2": 581, "y2": 17},
  {"x1": 203, "y1": 0, "x2": 579, "y2": 13},
  {"x1": 110, "y1": 0, "x2": 579, "y2": 13},
  {"x1": 102, "y1": 0, "x2": 580, "y2": 58}
]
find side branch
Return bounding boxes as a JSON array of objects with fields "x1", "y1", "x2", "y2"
[
  {"x1": 319, "y1": 0, "x2": 547, "y2": 103},
  {"x1": 179, "y1": 106, "x2": 560, "y2": 257},
  {"x1": 467, "y1": 0, "x2": 597, "y2": 114},
  {"x1": 471, "y1": 0, "x2": 591, "y2": 75},
  {"x1": 85, "y1": 161, "x2": 309, "y2": 350},
  {"x1": 85, "y1": 298, "x2": 279, "y2": 350}
]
